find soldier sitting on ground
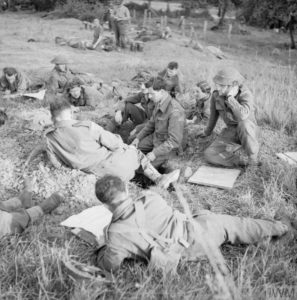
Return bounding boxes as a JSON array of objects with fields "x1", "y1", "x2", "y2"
[
  {"x1": 186, "y1": 80, "x2": 211, "y2": 125},
  {"x1": 0, "y1": 178, "x2": 62, "y2": 239},
  {"x1": 95, "y1": 175, "x2": 289, "y2": 273},
  {"x1": 198, "y1": 67, "x2": 259, "y2": 167},
  {"x1": 66, "y1": 77, "x2": 110, "y2": 110},
  {"x1": 56, "y1": 19, "x2": 105, "y2": 51},
  {"x1": 157, "y1": 61, "x2": 184, "y2": 98},
  {"x1": 131, "y1": 77, "x2": 187, "y2": 171},
  {"x1": 26, "y1": 97, "x2": 180, "y2": 189},
  {"x1": 114, "y1": 82, "x2": 156, "y2": 140},
  {"x1": 0, "y1": 67, "x2": 43, "y2": 96},
  {"x1": 47, "y1": 55, "x2": 93, "y2": 95}
]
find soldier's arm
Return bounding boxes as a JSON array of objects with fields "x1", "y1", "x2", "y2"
[
  {"x1": 45, "y1": 137, "x2": 63, "y2": 169},
  {"x1": 47, "y1": 74, "x2": 59, "y2": 93},
  {"x1": 16, "y1": 73, "x2": 28, "y2": 94},
  {"x1": 96, "y1": 244, "x2": 128, "y2": 273},
  {"x1": 0, "y1": 75, "x2": 8, "y2": 91},
  {"x1": 152, "y1": 109, "x2": 184, "y2": 157},
  {"x1": 226, "y1": 89, "x2": 253, "y2": 121},
  {"x1": 90, "y1": 122, "x2": 124, "y2": 151},
  {"x1": 24, "y1": 143, "x2": 47, "y2": 170},
  {"x1": 136, "y1": 114, "x2": 155, "y2": 141},
  {"x1": 124, "y1": 6, "x2": 130, "y2": 20},
  {"x1": 204, "y1": 93, "x2": 219, "y2": 136}
]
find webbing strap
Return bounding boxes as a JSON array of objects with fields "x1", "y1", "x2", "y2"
[{"x1": 109, "y1": 197, "x2": 173, "y2": 249}]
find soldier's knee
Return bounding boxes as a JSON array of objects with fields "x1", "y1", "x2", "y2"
[{"x1": 204, "y1": 146, "x2": 218, "y2": 164}]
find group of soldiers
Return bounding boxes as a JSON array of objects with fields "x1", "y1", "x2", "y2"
[
  {"x1": 0, "y1": 52, "x2": 294, "y2": 275},
  {"x1": 55, "y1": 0, "x2": 172, "y2": 53}
]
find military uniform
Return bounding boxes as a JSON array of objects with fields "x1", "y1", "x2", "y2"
[
  {"x1": 122, "y1": 92, "x2": 155, "y2": 125},
  {"x1": 96, "y1": 191, "x2": 288, "y2": 272},
  {"x1": 186, "y1": 94, "x2": 210, "y2": 123},
  {"x1": 0, "y1": 70, "x2": 32, "y2": 93},
  {"x1": 157, "y1": 69, "x2": 183, "y2": 97},
  {"x1": 47, "y1": 66, "x2": 76, "y2": 94},
  {"x1": 68, "y1": 85, "x2": 106, "y2": 109},
  {"x1": 45, "y1": 120, "x2": 145, "y2": 181},
  {"x1": 111, "y1": 4, "x2": 130, "y2": 48},
  {"x1": 136, "y1": 95, "x2": 187, "y2": 168},
  {"x1": 204, "y1": 85, "x2": 259, "y2": 167}
]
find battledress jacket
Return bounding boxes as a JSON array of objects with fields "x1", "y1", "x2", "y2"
[
  {"x1": 136, "y1": 95, "x2": 187, "y2": 157},
  {"x1": 205, "y1": 85, "x2": 257, "y2": 136}
]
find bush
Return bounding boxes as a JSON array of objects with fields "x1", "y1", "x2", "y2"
[
  {"x1": 32, "y1": 0, "x2": 58, "y2": 11},
  {"x1": 55, "y1": 0, "x2": 105, "y2": 22}
]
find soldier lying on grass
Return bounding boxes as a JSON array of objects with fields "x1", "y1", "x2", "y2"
[
  {"x1": 26, "y1": 97, "x2": 180, "y2": 189},
  {"x1": 94, "y1": 175, "x2": 290, "y2": 273}
]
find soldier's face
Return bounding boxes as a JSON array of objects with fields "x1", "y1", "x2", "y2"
[
  {"x1": 57, "y1": 64, "x2": 67, "y2": 72},
  {"x1": 148, "y1": 90, "x2": 162, "y2": 103},
  {"x1": 5, "y1": 74, "x2": 16, "y2": 84},
  {"x1": 70, "y1": 87, "x2": 81, "y2": 99},
  {"x1": 215, "y1": 83, "x2": 231, "y2": 96},
  {"x1": 192, "y1": 86, "x2": 207, "y2": 100},
  {"x1": 167, "y1": 68, "x2": 177, "y2": 77}
]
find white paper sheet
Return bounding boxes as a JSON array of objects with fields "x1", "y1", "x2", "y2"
[
  {"x1": 60, "y1": 205, "x2": 112, "y2": 240},
  {"x1": 188, "y1": 165, "x2": 241, "y2": 190}
]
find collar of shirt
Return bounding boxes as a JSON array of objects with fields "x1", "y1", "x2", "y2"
[
  {"x1": 156, "y1": 94, "x2": 172, "y2": 113},
  {"x1": 112, "y1": 196, "x2": 134, "y2": 222},
  {"x1": 54, "y1": 66, "x2": 69, "y2": 75},
  {"x1": 55, "y1": 119, "x2": 76, "y2": 128}
]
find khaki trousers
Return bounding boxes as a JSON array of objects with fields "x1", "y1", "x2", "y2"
[{"x1": 204, "y1": 120, "x2": 259, "y2": 167}]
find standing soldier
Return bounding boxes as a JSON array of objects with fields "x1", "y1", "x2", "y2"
[
  {"x1": 198, "y1": 67, "x2": 259, "y2": 167},
  {"x1": 286, "y1": 11, "x2": 297, "y2": 49},
  {"x1": 111, "y1": 0, "x2": 131, "y2": 50}
]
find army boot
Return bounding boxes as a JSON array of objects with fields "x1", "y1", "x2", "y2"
[{"x1": 39, "y1": 193, "x2": 63, "y2": 214}]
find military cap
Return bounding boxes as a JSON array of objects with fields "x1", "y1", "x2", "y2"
[
  {"x1": 197, "y1": 80, "x2": 211, "y2": 93},
  {"x1": 50, "y1": 55, "x2": 70, "y2": 65},
  {"x1": 213, "y1": 67, "x2": 244, "y2": 86},
  {"x1": 167, "y1": 61, "x2": 178, "y2": 70},
  {"x1": 3, "y1": 67, "x2": 17, "y2": 76}
]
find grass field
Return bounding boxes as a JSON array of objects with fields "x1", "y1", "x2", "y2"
[{"x1": 0, "y1": 11, "x2": 297, "y2": 300}]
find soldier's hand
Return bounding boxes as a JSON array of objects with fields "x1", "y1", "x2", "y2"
[
  {"x1": 131, "y1": 138, "x2": 139, "y2": 148},
  {"x1": 114, "y1": 110, "x2": 123, "y2": 125},
  {"x1": 146, "y1": 152, "x2": 156, "y2": 162},
  {"x1": 196, "y1": 128, "x2": 207, "y2": 138},
  {"x1": 227, "y1": 85, "x2": 239, "y2": 98},
  {"x1": 129, "y1": 128, "x2": 137, "y2": 137}
]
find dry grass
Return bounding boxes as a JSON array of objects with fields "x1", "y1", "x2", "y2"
[{"x1": 0, "y1": 12, "x2": 297, "y2": 300}]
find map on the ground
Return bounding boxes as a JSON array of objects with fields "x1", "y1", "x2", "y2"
[
  {"x1": 276, "y1": 152, "x2": 297, "y2": 166},
  {"x1": 188, "y1": 165, "x2": 241, "y2": 190}
]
